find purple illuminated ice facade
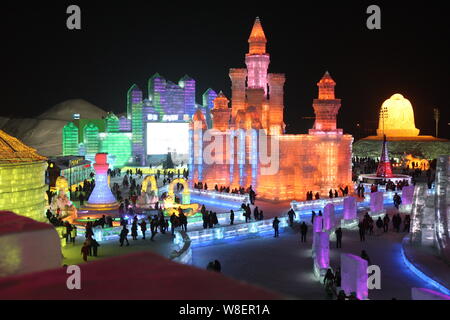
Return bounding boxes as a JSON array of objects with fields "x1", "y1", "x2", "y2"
[
  {"x1": 119, "y1": 116, "x2": 131, "y2": 132},
  {"x1": 323, "y1": 203, "x2": 335, "y2": 230},
  {"x1": 87, "y1": 153, "x2": 117, "y2": 205},
  {"x1": 314, "y1": 232, "x2": 330, "y2": 270},
  {"x1": 313, "y1": 216, "x2": 323, "y2": 233},
  {"x1": 341, "y1": 253, "x2": 368, "y2": 300},
  {"x1": 128, "y1": 85, "x2": 144, "y2": 164},
  {"x1": 401, "y1": 185, "x2": 415, "y2": 205},
  {"x1": 343, "y1": 196, "x2": 357, "y2": 220},
  {"x1": 148, "y1": 73, "x2": 198, "y2": 118},
  {"x1": 370, "y1": 191, "x2": 384, "y2": 213}
]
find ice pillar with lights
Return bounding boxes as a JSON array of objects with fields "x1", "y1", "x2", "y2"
[
  {"x1": 370, "y1": 191, "x2": 384, "y2": 213},
  {"x1": 343, "y1": 197, "x2": 357, "y2": 220},
  {"x1": 313, "y1": 232, "x2": 330, "y2": 279},
  {"x1": 401, "y1": 185, "x2": 415, "y2": 205},
  {"x1": 323, "y1": 204, "x2": 335, "y2": 231},
  {"x1": 85, "y1": 153, "x2": 119, "y2": 211},
  {"x1": 341, "y1": 253, "x2": 368, "y2": 300}
]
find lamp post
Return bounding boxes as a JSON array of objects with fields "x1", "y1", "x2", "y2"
[{"x1": 433, "y1": 108, "x2": 440, "y2": 138}]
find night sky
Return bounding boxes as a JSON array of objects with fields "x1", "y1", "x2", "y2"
[{"x1": 2, "y1": 1, "x2": 449, "y2": 139}]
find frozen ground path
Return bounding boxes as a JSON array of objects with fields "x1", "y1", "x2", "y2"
[{"x1": 192, "y1": 209, "x2": 435, "y2": 300}]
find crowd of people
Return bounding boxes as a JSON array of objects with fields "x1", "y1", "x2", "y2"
[{"x1": 193, "y1": 182, "x2": 256, "y2": 204}]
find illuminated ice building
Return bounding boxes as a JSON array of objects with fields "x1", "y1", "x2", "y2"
[
  {"x1": 189, "y1": 17, "x2": 353, "y2": 201},
  {"x1": 63, "y1": 74, "x2": 217, "y2": 167}
]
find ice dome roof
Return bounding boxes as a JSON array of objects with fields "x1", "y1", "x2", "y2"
[{"x1": 0, "y1": 129, "x2": 46, "y2": 163}]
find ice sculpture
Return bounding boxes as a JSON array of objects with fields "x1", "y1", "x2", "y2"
[
  {"x1": 370, "y1": 191, "x2": 384, "y2": 213},
  {"x1": 84, "y1": 153, "x2": 119, "y2": 211},
  {"x1": 343, "y1": 197, "x2": 357, "y2": 220},
  {"x1": 50, "y1": 176, "x2": 77, "y2": 220},
  {"x1": 313, "y1": 216, "x2": 323, "y2": 233},
  {"x1": 323, "y1": 203, "x2": 335, "y2": 231},
  {"x1": 189, "y1": 18, "x2": 353, "y2": 202},
  {"x1": 136, "y1": 175, "x2": 159, "y2": 209},
  {"x1": 401, "y1": 185, "x2": 415, "y2": 206},
  {"x1": 341, "y1": 253, "x2": 368, "y2": 300},
  {"x1": 313, "y1": 232, "x2": 330, "y2": 278},
  {"x1": 376, "y1": 94, "x2": 419, "y2": 137}
]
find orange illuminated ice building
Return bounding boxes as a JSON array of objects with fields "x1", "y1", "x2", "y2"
[{"x1": 189, "y1": 17, "x2": 353, "y2": 201}]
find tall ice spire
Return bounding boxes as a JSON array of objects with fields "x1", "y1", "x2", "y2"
[
  {"x1": 376, "y1": 135, "x2": 394, "y2": 178},
  {"x1": 248, "y1": 17, "x2": 267, "y2": 55},
  {"x1": 246, "y1": 17, "x2": 270, "y2": 95}
]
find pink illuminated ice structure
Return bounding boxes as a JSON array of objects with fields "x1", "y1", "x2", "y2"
[
  {"x1": 343, "y1": 197, "x2": 357, "y2": 220},
  {"x1": 313, "y1": 232, "x2": 330, "y2": 279},
  {"x1": 370, "y1": 191, "x2": 384, "y2": 213},
  {"x1": 313, "y1": 216, "x2": 323, "y2": 233},
  {"x1": 401, "y1": 185, "x2": 415, "y2": 205},
  {"x1": 323, "y1": 204, "x2": 335, "y2": 231},
  {"x1": 341, "y1": 253, "x2": 368, "y2": 300},
  {"x1": 84, "y1": 153, "x2": 119, "y2": 211}
]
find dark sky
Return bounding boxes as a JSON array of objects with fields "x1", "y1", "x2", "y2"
[{"x1": 2, "y1": 1, "x2": 449, "y2": 139}]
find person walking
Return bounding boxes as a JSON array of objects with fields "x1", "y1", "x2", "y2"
[
  {"x1": 358, "y1": 220, "x2": 366, "y2": 242},
  {"x1": 300, "y1": 222, "x2": 308, "y2": 243},
  {"x1": 70, "y1": 224, "x2": 77, "y2": 244},
  {"x1": 335, "y1": 227, "x2": 343, "y2": 248},
  {"x1": 253, "y1": 206, "x2": 259, "y2": 221},
  {"x1": 131, "y1": 222, "x2": 138, "y2": 240},
  {"x1": 81, "y1": 241, "x2": 89, "y2": 262},
  {"x1": 288, "y1": 209, "x2": 296, "y2": 227},
  {"x1": 383, "y1": 214, "x2": 390, "y2": 232},
  {"x1": 140, "y1": 220, "x2": 147, "y2": 240},
  {"x1": 119, "y1": 226, "x2": 129, "y2": 246},
  {"x1": 376, "y1": 217, "x2": 383, "y2": 235},
  {"x1": 150, "y1": 216, "x2": 158, "y2": 241},
  {"x1": 361, "y1": 250, "x2": 371, "y2": 266},
  {"x1": 229, "y1": 210, "x2": 235, "y2": 225},
  {"x1": 91, "y1": 238, "x2": 100, "y2": 257},
  {"x1": 273, "y1": 217, "x2": 280, "y2": 238}
]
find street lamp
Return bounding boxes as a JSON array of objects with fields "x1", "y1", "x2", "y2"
[{"x1": 433, "y1": 108, "x2": 440, "y2": 138}]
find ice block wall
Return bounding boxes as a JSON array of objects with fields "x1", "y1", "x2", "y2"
[
  {"x1": 401, "y1": 185, "x2": 415, "y2": 205},
  {"x1": 370, "y1": 191, "x2": 384, "y2": 213},
  {"x1": 341, "y1": 253, "x2": 368, "y2": 300},
  {"x1": 343, "y1": 196, "x2": 357, "y2": 220},
  {"x1": 323, "y1": 203, "x2": 335, "y2": 230}
]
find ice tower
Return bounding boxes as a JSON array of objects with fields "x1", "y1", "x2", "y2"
[{"x1": 85, "y1": 153, "x2": 119, "y2": 211}]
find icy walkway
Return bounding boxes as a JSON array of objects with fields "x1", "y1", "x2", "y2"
[{"x1": 191, "y1": 207, "x2": 437, "y2": 300}]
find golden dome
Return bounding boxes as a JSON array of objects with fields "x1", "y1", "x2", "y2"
[{"x1": 0, "y1": 130, "x2": 47, "y2": 163}]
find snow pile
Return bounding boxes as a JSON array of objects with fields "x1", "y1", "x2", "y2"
[{"x1": 0, "y1": 99, "x2": 107, "y2": 157}]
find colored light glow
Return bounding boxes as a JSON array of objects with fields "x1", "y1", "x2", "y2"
[
  {"x1": 405, "y1": 154, "x2": 430, "y2": 171},
  {"x1": 377, "y1": 94, "x2": 420, "y2": 137},
  {"x1": 400, "y1": 237, "x2": 450, "y2": 296}
]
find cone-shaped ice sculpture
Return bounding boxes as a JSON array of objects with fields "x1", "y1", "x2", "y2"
[{"x1": 84, "y1": 153, "x2": 119, "y2": 211}]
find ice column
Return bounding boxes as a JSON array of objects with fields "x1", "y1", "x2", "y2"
[
  {"x1": 370, "y1": 191, "x2": 384, "y2": 213},
  {"x1": 341, "y1": 253, "x2": 368, "y2": 300},
  {"x1": 323, "y1": 203, "x2": 335, "y2": 230},
  {"x1": 343, "y1": 197, "x2": 357, "y2": 220}
]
